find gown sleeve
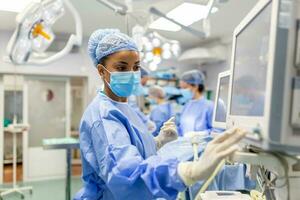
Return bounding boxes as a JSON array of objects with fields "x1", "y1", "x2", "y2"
[
  {"x1": 80, "y1": 118, "x2": 186, "y2": 200},
  {"x1": 206, "y1": 102, "x2": 214, "y2": 133}
]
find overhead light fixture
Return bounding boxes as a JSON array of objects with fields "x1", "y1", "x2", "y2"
[
  {"x1": 0, "y1": 0, "x2": 32, "y2": 12},
  {"x1": 149, "y1": 2, "x2": 218, "y2": 32},
  {"x1": 167, "y1": 3, "x2": 209, "y2": 26},
  {"x1": 149, "y1": 17, "x2": 181, "y2": 32}
]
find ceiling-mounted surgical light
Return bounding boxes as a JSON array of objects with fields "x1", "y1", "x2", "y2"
[
  {"x1": 162, "y1": 50, "x2": 172, "y2": 59},
  {"x1": 6, "y1": 0, "x2": 82, "y2": 65},
  {"x1": 162, "y1": 43, "x2": 171, "y2": 51},
  {"x1": 149, "y1": 61, "x2": 158, "y2": 71},
  {"x1": 138, "y1": 31, "x2": 181, "y2": 70},
  {"x1": 152, "y1": 38, "x2": 161, "y2": 47},
  {"x1": 145, "y1": 52, "x2": 154, "y2": 61},
  {"x1": 153, "y1": 55, "x2": 162, "y2": 64}
]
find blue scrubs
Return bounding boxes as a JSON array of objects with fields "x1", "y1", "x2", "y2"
[
  {"x1": 179, "y1": 98, "x2": 214, "y2": 136},
  {"x1": 74, "y1": 92, "x2": 186, "y2": 200},
  {"x1": 150, "y1": 103, "x2": 173, "y2": 137}
]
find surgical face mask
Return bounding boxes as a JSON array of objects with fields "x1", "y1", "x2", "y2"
[
  {"x1": 102, "y1": 66, "x2": 141, "y2": 97},
  {"x1": 148, "y1": 98, "x2": 157, "y2": 105},
  {"x1": 180, "y1": 89, "x2": 194, "y2": 101}
]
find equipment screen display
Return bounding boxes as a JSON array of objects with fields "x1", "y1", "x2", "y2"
[
  {"x1": 230, "y1": 2, "x2": 272, "y2": 116},
  {"x1": 215, "y1": 76, "x2": 230, "y2": 122}
]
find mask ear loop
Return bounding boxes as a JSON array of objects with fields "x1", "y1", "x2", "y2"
[
  {"x1": 99, "y1": 64, "x2": 112, "y2": 94},
  {"x1": 99, "y1": 64, "x2": 111, "y2": 80}
]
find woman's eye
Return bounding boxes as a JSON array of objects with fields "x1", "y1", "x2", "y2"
[
  {"x1": 116, "y1": 66, "x2": 127, "y2": 71},
  {"x1": 134, "y1": 65, "x2": 141, "y2": 71}
]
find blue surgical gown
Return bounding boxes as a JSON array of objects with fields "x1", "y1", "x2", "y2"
[
  {"x1": 74, "y1": 92, "x2": 186, "y2": 200},
  {"x1": 150, "y1": 103, "x2": 173, "y2": 137},
  {"x1": 178, "y1": 98, "x2": 213, "y2": 136}
]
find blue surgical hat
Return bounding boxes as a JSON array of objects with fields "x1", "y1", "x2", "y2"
[
  {"x1": 88, "y1": 29, "x2": 139, "y2": 67},
  {"x1": 181, "y1": 70, "x2": 205, "y2": 85}
]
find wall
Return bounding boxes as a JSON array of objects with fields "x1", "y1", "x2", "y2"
[{"x1": 0, "y1": 30, "x2": 103, "y2": 101}]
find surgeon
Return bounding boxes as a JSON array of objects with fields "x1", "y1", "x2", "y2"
[
  {"x1": 148, "y1": 85, "x2": 174, "y2": 137},
  {"x1": 74, "y1": 29, "x2": 246, "y2": 200},
  {"x1": 178, "y1": 70, "x2": 214, "y2": 136}
]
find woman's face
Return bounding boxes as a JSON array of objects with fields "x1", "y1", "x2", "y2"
[
  {"x1": 186, "y1": 84, "x2": 198, "y2": 94},
  {"x1": 97, "y1": 50, "x2": 140, "y2": 101},
  {"x1": 98, "y1": 50, "x2": 140, "y2": 81}
]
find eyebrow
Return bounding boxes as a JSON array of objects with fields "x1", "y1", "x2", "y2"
[
  {"x1": 116, "y1": 61, "x2": 128, "y2": 65},
  {"x1": 115, "y1": 61, "x2": 140, "y2": 65}
]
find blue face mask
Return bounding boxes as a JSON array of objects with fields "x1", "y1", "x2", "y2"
[
  {"x1": 148, "y1": 98, "x2": 157, "y2": 105},
  {"x1": 103, "y1": 66, "x2": 141, "y2": 97},
  {"x1": 180, "y1": 89, "x2": 194, "y2": 101}
]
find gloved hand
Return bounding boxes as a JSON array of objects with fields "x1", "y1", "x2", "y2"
[
  {"x1": 154, "y1": 117, "x2": 178, "y2": 149},
  {"x1": 177, "y1": 128, "x2": 246, "y2": 186}
]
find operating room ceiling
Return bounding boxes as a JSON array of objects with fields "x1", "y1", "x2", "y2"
[{"x1": 0, "y1": 0, "x2": 258, "y2": 48}]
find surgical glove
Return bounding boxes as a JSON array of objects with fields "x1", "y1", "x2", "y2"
[
  {"x1": 177, "y1": 128, "x2": 246, "y2": 186},
  {"x1": 155, "y1": 117, "x2": 178, "y2": 149}
]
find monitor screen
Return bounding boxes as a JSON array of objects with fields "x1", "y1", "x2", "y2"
[
  {"x1": 230, "y1": 2, "x2": 272, "y2": 116},
  {"x1": 215, "y1": 75, "x2": 230, "y2": 123}
]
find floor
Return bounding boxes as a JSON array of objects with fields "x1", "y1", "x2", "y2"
[
  {"x1": 3, "y1": 164, "x2": 82, "y2": 183},
  {"x1": 0, "y1": 177, "x2": 82, "y2": 200},
  {"x1": 1, "y1": 164, "x2": 83, "y2": 199}
]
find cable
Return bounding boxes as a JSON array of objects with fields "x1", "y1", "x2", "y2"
[
  {"x1": 255, "y1": 154, "x2": 289, "y2": 200},
  {"x1": 194, "y1": 159, "x2": 225, "y2": 200},
  {"x1": 241, "y1": 146, "x2": 291, "y2": 199},
  {"x1": 271, "y1": 152, "x2": 290, "y2": 200}
]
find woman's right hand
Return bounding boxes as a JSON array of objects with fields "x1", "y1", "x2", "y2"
[{"x1": 177, "y1": 128, "x2": 246, "y2": 186}]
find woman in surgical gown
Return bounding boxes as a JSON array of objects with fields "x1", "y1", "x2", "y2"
[
  {"x1": 178, "y1": 70, "x2": 214, "y2": 136},
  {"x1": 74, "y1": 29, "x2": 245, "y2": 200},
  {"x1": 74, "y1": 29, "x2": 185, "y2": 200}
]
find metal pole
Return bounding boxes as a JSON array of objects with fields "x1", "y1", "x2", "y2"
[
  {"x1": 66, "y1": 149, "x2": 71, "y2": 200},
  {"x1": 13, "y1": 131, "x2": 17, "y2": 188}
]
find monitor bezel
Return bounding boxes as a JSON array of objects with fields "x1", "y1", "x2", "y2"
[
  {"x1": 227, "y1": 0, "x2": 279, "y2": 141},
  {"x1": 212, "y1": 71, "x2": 231, "y2": 129}
]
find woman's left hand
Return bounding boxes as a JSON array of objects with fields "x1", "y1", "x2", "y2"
[{"x1": 154, "y1": 117, "x2": 178, "y2": 149}]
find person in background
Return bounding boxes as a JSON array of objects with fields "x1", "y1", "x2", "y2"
[
  {"x1": 178, "y1": 70, "x2": 214, "y2": 136},
  {"x1": 148, "y1": 85, "x2": 174, "y2": 137},
  {"x1": 75, "y1": 29, "x2": 246, "y2": 200}
]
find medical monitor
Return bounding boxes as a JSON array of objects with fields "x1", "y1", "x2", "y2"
[
  {"x1": 227, "y1": 0, "x2": 300, "y2": 153},
  {"x1": 213, "y1": 71, "x2": 230, "y2": 129}
]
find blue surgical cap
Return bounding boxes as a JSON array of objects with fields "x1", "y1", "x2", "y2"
[
  {"x1": 88, "y1": 29, "x2": 139, "y2": 67},
  {"x1": 181, "y1": 70, "x2": 205, "y2": 85}
]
